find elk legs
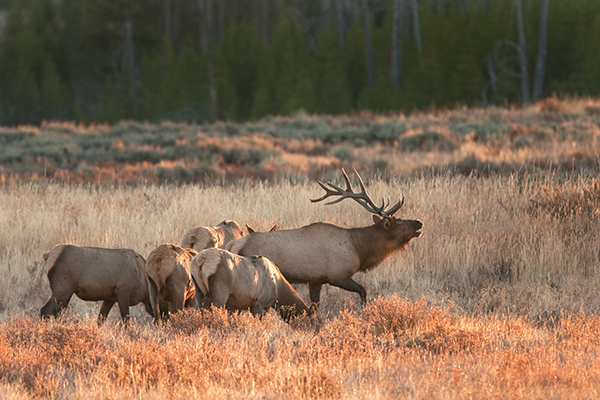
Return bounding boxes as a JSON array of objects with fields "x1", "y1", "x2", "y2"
[
  {"x1": 329, "y1": 277, "x2": 367, "y2": 305},
  {"x1": 98, "y1": 300, "x2": 115, "y2": 324},
  {"x1": 309, "y1": 283, "x2": 323, "y2": 304}
]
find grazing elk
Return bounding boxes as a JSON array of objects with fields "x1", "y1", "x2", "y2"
[
  {"x1": 40, "y1": 245, "x2": 152, "y2": 324},
  {"x1": 227, "y1": 169, "x2": 422, "y2": 305},
  {"x1": 181, "y1": 220, "x2": 247, "y2": 251},
  {"x1": 189, "y1": 248, "x2": 314, "y2": 321},
  {"x1": 145, "y1": 243, "x2": 198, "y2": 322},
  {"x1": 181, "y1": 220, "x2": 278, "y2": 251}
]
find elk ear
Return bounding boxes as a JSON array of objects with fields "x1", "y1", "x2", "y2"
[
  {"x1": 246, "y1": 224, "x2": 256, "y2": 233},
  {"x1": 269, "y1": 224, "x2": 279, "y2": 232},
  {"x1": 188, "y1": 235, "x2": 197, "y2": 244},
  {"x1": 372, "y1": 215, "x2": 383, "y2": 224}
]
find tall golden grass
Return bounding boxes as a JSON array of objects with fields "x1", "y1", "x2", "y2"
[{"x1": 1, "y1": 170, "x2": 600, "y2": 398}]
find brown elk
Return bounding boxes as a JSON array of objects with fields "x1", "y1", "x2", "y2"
[
  {"x1": 40, "y1": 245, "x2": 152, "y2": 324},
  {"x1": 189, "y1": 248, "x2": 313, "y2": 321},
  {"x1": 227, "y1": 169, "x2": 422, "y2": 305},
  {"x1": 145, "y1": 243, "x2": 198, "y2": 322},
  {"x1": 180, "y1": 220, "x2": 278, "y2": 251},
  {"x1": 181, "y1": 220, "x2": 247, "y2": 251}
]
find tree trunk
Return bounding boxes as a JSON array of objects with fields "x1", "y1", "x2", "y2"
[
  {"x1": 198, "y1": 0, "x2": 219, "y2": 121},
  {"x1": 359, "y1": 0, "x2": 375, "y2": 86},
  {"x1": 533, "y1": 0, "x2": 549, "y2": 101},
  {"x1": 164, "y1": 0, "x2": 172, "y2": 40},
  {"x1": 391, "y1": 0, "x2": 403, "y2": 86},
  {"x1": 336, "y1": 0, "x2": 348, "y2": 52},
  {"x1": 260, "y1": 0, "x2": 270, "y2": 45},
  {"x1": 124, "y1": 19, "x2": 138, "y2": 115},
  {"x1": 410, "y1": 0, "x2": 422, "y2": 55},
  {"x1": 515, "y1": 0, "x2": 530, "y2": 105}
]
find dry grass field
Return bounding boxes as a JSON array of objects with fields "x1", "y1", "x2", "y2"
[
  {"x1": 1, "y1": 97, "x2": 600, "y2": 398},
  {"x1": 1, "y1": 170, "x2": 600, "y2": 399}
]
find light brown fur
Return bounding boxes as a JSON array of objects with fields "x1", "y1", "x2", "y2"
[
  {"x1": 40, "y1": 245, "x2": 152, "y2": 323},
  {"x1": 190, "y1": 248, "x2": 312, "y2": 321},
  {"x1": 145, "y1": 243, "x2": 198, "y2": 322},
  {"x1": 227, "y1": 215, "x2": 422, "y2": 304},
  {"x1": 181, "y1": 220, "x2": 247, "y2": 250}
]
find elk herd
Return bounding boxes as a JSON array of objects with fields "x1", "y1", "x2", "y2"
[{"x1": 40, "y1": 169, "x2": 423, "y2": 324}]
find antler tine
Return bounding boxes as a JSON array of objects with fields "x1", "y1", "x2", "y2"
[
  {"x1": 310, "y1": 180, "x2": 340, "y2": 203},
  {"x1": 312, "y1": 168, "x2": 405, "y2": 217},
  {"x1": 341, "y1": 168, "x2": 354, "y2": 191},
  {"x1": 383, "y1": 194, "x2": 405, "y2": 217},
  {"x1": 310, "y1": 168, "x2": 356, "y2": 204},
  {"x1": 351, "y1": 168, "x2": 384, "y2": 214}
]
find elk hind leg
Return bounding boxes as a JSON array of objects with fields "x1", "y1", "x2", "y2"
[
  {"x1": 115, "y1": 290, "x2": 132, "y2": 323},
  {"x1": 41, "y1": 290, "x2": 73, "y2": 319}
]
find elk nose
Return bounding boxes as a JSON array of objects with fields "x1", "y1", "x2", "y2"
[{"x1": 414, "y1": 221, "x2": 423, "y2": 230}]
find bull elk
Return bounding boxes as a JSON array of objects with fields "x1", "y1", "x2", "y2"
[{"x1": 227, "y1": 169, "x2": 422, "y2": 304}]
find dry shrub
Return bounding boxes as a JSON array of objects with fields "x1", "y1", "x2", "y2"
[
  {"x1": 362, "y1": 295, "x2": 486, "y2": 355},
  {"x1": 530, "y1": 179, "x2": 600, "y2": 219},
  {"x1": 166, "y1": 307, "x2": 231, "y2": 336},
  {"x1": 538, "y1": 96, "x2": 564, "y2": 113},
  {"x1": 507, "y1": 124, "x2": 539, "y2": 142}
]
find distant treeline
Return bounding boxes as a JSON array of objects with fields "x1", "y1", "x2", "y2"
[{"x1": 0, "y1": 0, "x2": 599, "y2": 125}]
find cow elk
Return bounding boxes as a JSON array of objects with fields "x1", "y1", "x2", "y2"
[
  {"x1": 145, "y1": 243, "x2": 199, "y2": 322},
  {"x1": 190, "y1": 248, "x2": 314, "y2": 322},
  {"x1": 181, "y1": 220, "x2": 278, "y2": 251},
  {"x1": 40, "y1": 245, "x2": 152, "y2": 324},
  {"x1": 227, "y1": 169, "x2": 422, "y2": 305},
  {"x1": 181, "y1": 220, "x2": 247, "y2": 251}
]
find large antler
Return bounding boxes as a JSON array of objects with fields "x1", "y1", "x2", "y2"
[{"x1": 310, "y1": 168, "x2": 404, "y2": 217}]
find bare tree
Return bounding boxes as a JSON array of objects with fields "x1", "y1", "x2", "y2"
[
  {"x1": 391, "y1": 0, "x2": 404, "y2": 86},
  {"x1": 260, "y1": 0, "x2": 271, "y2": 45},
  {"x1": 198, "y1": 0, "x2": 219, "y2": 121},
  {"x1": 164, "y1": 0, "x2": 172, "y2": 40},
  {"x1": 515, "y1": 0, "x2": 530, "y2": 104},
  {"x1": 359, "y1": 0, "x2": 375, "y2": 86},
  {"x1": 533, "y1": 0, "x2": 549, "y2": 101},
  {"x1": 112, "y1": 19, "x2": 139, "y2": 115},
  {"x1": 336, "y1": 0, "x2": 349, "y2": 51},
  {"x1": 410, "y1": 0, "x2": 422, "y2": 56}
]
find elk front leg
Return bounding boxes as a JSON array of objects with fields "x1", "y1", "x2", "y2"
[
  {"x1": 98, "y1": 300, "x2": 115, "y2": 324},
  {"x1": 329, "y1": 277, "x2": 367, "y2": 305},
  {"x1": 309, "y1": 283, "x2": 323, "y2": 304}
]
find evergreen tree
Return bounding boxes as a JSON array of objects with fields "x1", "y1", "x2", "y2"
[
  {"x1": 216, "y1": 20, "x2": 262, "y2": 121},
  {"x1": 313, "y1": 27, "x2": 352, "y2": 115},
  {"x1": 251, "y1": 4, "x2": 316, "y2": 118},
  {"x1": 0, "y1": 0, "x2": 68, "y2": 124}
]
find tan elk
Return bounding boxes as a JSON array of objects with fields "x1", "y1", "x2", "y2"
[
  {"x1": 180, "y1": 220, "x2": 278, "y2": 252},
  {"x1": 40, "y1": 245, "x2": 152, "y2": 324},
  {"x1": 189, "y1": 248, "x2": 314, "y2": 321},
  {"x1": 145, "y1": 243, "x2": 198, "y2": 322},
  {"x1": 227, "y1": 169, "x2": 422, "y2": 304},
  {"x1": 181, "y1": 220, "x2": 247, "y2": 251}
]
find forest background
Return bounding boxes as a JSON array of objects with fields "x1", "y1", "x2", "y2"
[{"x1": 1, "y1": 0, "x2": 599, "y2": 126}]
